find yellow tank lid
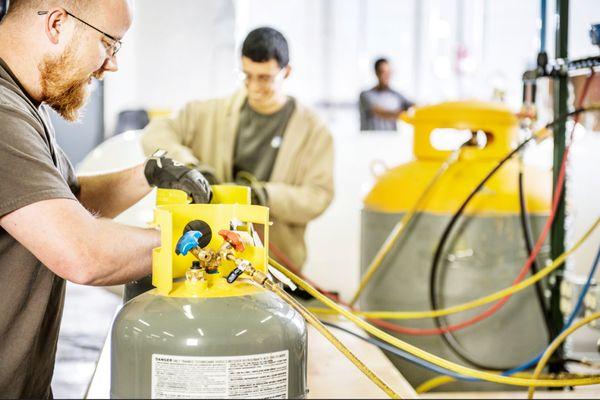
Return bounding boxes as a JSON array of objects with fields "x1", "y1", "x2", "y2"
[{"x1": 403, "y1": 100, "x2": 518, "y2": 126}]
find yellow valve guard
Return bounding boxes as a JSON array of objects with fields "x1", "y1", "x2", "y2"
[{"x1": 151, "y1": 185, "x2": 270, "y2": 298}]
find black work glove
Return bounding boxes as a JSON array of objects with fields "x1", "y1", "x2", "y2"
[
  {"x1": 186, "y1": 162, "x2": 220, "y2": 185},
  {"x1": 144, "y1": 150, "x2": 212, "y2": 204},
  {"x1": 235, "y1": 171, "x2": 268, "y2": 206}
]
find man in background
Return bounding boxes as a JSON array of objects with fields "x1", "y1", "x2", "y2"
[
  {"x1": 359, "y1": 57, "x2": 414, "y2": 131},
  {"x1": 142, "y1": 27, "x2": 334, "y2": 270}
]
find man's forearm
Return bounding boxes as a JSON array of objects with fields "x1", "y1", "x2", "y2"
[
  {"x1": 0, "y1": 197, "x2": 160, "y2": 287},
  {"x1": 78, "y1": 164, "x2": 152, "y2": 218},
  {"x1": 84, "y1": 218, "x2": 160, "y2": 286}
]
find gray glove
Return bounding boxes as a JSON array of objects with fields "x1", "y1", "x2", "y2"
[{"x1": 144, "y1": 150, "x2": 212, "y2": 204}]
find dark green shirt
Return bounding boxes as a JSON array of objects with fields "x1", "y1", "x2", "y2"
[
  {"x1": 0, "y1": 58, "x2": 79, "y2": 398},
  {"x1": 233, "y1": 98, "x2": 295, "y2": 182}
]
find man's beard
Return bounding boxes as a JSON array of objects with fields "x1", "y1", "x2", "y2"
[{"x1": 39, "y1": 44, "x2": 103, "y2": 122}]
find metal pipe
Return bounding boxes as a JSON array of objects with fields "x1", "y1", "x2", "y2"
[
  {"x1": 549, "y1": 0, "x2": 570, "y2": 375},
  {"x1": 540, "y1": 0, "x2": 547, "y2": 53}
]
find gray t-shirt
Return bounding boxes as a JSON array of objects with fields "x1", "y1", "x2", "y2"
[
  {"x1": 359, "y1": 87, "x2": 414, "y2": 131},
  {"x1": 233, "y1": 98, "x2": 295, "y2": 182},
  {"x1": 0, "y1": 58, "x2": 79, "y2": 398}
]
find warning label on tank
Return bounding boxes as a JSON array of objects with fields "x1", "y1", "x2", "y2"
[{"x1": 151, "y1": 350, "x2": 289, "y2": 399}]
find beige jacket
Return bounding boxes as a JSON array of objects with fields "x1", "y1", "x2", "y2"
[{"x1": 141, "y1": 90, "x2": 334, "y2": 268}]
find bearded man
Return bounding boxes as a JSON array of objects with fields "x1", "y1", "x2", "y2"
[{"x1": 0, "y1": 1, "x2": 212, "y2": 397}]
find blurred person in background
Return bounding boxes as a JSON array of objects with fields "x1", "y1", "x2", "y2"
[
  {"x1": 141, "y1": 27, "x2": 334, "y2": 271},
  {"x1": 359, "y1": 57, "x2": 414, "y2": 131}
]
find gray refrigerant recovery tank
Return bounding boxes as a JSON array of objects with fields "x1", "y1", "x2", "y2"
[{"x1": 111, "y1": 187, "x2": 307, "y2": 399}]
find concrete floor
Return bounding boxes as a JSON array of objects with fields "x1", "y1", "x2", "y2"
[{"x1": 51, "y1": 283, "x2": 120, "y2": 399}]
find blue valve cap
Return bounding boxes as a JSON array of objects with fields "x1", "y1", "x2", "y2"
[{"x1": 175, "y1": 231, "x2": 202, "y2": 256}]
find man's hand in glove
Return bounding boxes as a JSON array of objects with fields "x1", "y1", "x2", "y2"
[
  {"x1": 186, "y1": 162, "x2": 220, "y2": 185},
  {"x1": 144, "y1": 150, "x2": 212, "y2": 204},
  {"x1": 235, "y1": 171, "x2": 268, "y2": 206}
]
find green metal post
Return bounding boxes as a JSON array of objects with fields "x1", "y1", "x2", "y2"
[{"x1": 550, "y1": 0, "x2": 569, "y2": 374}]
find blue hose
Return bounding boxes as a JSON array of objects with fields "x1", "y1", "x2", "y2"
[
  {"x1": 540, "y1": 0, "x2": 547, "y2": 53},
  {"x1": 320, "y1": 321, "x2": 477, "y2": 382}
]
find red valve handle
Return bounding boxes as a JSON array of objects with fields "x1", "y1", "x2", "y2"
[{"x1": 218, "y1": 230, "x2": 245, "y2": 252}]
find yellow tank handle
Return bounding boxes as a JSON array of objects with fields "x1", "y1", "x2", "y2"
[
  {"x1": 405, "y1": 101, "x2": 520, "y2": 161},
  {"x1": 156, "y1": 185, "x2": 252, "y2": 206},
  {"x1": 210, "y1": 185, "x2": 252, "y2": 204},
  {"x1": 156, "y1": 188, "x2": 189, "y2": 206}
]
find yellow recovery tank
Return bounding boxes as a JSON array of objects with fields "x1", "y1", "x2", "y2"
[{"x1": 361, "y1": 101, "x2": 552, "y2": 391}]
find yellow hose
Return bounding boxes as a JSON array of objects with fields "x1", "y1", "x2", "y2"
[
  {"x1": 416, "y1": 371, "x2": 598, "y2": 394},
  {"x1": 528, "y1": 311, "x2": 600, "y2": 399},
  {"x1": 269, "y1": 257, "x2": 600, "y2": 388},
  {"x1": 239, "y1": 265, "x2": 401, "y2": 398},
  {"x1": 269, "y1": 283, "x2": 402, "y2": 399},
  {"x1": 349, "y1": 149, "x2": 461, "y2": 306},
  {"x1": 415, "y1": 375, "x2": 455, "y2": 393},
  {"x1": 309, "y1": 216, "x2": 600, "y2": 320}
]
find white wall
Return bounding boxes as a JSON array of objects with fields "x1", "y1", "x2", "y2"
[
  {"x1": 104, "y1": 0, "x2": 600, "y2": 135},
  {"x1": 234, "y1": 0, "x2": 325, "y2": 105},
  {"x1": 359, "y1": 0, "x2": 417, "y2": 101},
  {"x1": 227, "y1": 0, "x2": 560, "y2": 109},
  {"x1": 104, "y1": 0, "x2": 238, "y2": 136},
  {"x1": 569, "y1": 0, "x2": 600, "y2": 59},
  {"x1": 303, "y1": 113, "x2": 414, "y2": 299},
  {"x1": 477, "y1": 0, "x2": 540, "y2": 107}
]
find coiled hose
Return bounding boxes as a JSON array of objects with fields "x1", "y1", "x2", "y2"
[
  {"x1": 517, "y1": 155, "x2": 555, "y2": 339},
  {"x1": 309, "y1": 215, "x2": 599, "y2": 320},
  {"x1": 429, "y1": 69, "x2": 596, "y2": 369},
  {"x1": 269, "y1": 256, "x2": 600, "y2": 388},
  {"x1": 408, "y1": 240, "x2": 600, "y2": 393}
]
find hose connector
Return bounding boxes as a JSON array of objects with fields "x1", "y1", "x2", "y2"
[{"x1": 225, "y1": 255, "x2": 270, "y2": 286}]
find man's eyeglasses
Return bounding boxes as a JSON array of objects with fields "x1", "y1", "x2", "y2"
[
  {"x1": 37, "y1": 10, "x2": 122, "y2": 57},
  {"x1": 238, "y1": 68, "x2": 286, "y2": 87}
]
